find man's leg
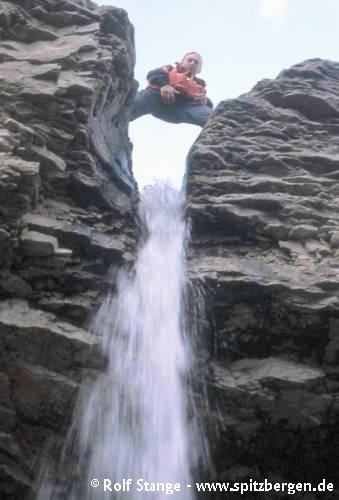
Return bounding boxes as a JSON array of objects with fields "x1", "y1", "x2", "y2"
[
  {"x1": 180, "y1": 102, "x2": 213, "y2": 127},
  {"x1": 130, "y1": 90, "x2": 188, "y2": 124},
  {"x1": 130, "y1": 90, "x2": 212, "y2": 127},
  {"x1": 153, "y1": 101, "x2": 212, "y2": 127},
  {"x1": 129, "y1": 88, "x2": 163, "y2": 121}
]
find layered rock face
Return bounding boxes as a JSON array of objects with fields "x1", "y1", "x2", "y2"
[
  {"x1": 187, "y1": 59, "x2": 339, "y2": 496},
  {"x1": 0, "y1": 1, "x2": 137, "y2": 497}
]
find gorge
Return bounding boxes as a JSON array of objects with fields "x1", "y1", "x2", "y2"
[{"x1": 0, "y1": 1, "x2": 339, "y2": 499}]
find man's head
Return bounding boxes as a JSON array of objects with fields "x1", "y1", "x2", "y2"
[{"x1": 181, "y1": 52, "x2": 202, "y2": 76}]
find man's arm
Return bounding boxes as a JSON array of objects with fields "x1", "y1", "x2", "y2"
[
  {"x1": 194, "y1": 77, "x2": 213, "y2": 107},
  {"x1": 146, "y1": 66, "x2": 172, "y2": 86},
  {"x1": 146, "y1": 66, "x2": 176, "y2": 105}
]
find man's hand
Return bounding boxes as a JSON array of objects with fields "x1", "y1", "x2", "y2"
[{"x1": 160, "y1": 84, "x2": 176, "y2": 105}]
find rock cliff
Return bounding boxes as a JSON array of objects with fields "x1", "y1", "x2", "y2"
[
  {"x1": 186, "y1": 58, "x2": 339, "y2": 497},
  {"x1": 0, "y1": 0, "x2": 138, "y2": 497},
  {"x1": 1, "y1": 1, "x2": 339, "y2": 496}
]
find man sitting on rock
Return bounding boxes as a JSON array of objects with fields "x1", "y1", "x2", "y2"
[{"x1": 129, "y1": 52, "x2": 213, "y2": 128}]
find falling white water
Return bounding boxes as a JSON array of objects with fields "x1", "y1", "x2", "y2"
[
  {"x1": 35, "y1": 182, "x2": 198, "y2": 500},
  {"x1": 82, "y1": 182, "x2": 195, "y2": 498}
]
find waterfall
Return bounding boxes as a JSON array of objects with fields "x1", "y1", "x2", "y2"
[{"x1": 36, "y1": 182, "x2": 201, "y2": 499}]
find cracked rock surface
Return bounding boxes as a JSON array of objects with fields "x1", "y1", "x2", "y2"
[
  {"x1": 186, "y1": 59, "x2": 339, "y2": 496},
  {"x1": 0, "y1": 0, "x2": 138, "y2": 497}
]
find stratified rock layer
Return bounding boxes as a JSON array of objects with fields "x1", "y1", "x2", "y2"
[
  {"x1": 0, "y1": 1, "x2": 137, "y2": 497},
  {"x1": 187, "y1": 59, "x2": 339, "y2": 497}
]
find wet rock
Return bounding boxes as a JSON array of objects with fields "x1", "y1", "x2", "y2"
[
  {"x1": 230, "y1": 357, "x2": 325, "y2": 390},
  {"x1": 187, "y1": 58, "x2": 339, "y2": 488},
  {"x1": 329, "y1": 231, "x2": 339, "y2": 248},
  {"x1": 288, "y1": 224, "x2": 318, "y2": 240},
  {"x1": 22, "y1": 213, "x2": 127, "y2": 261},
  {"x1": 20, "y1": 229, "x2": 60, "y2": 256},
  {"x1": 0, "y1": 272, "x2": 32, "y2": 298},
  {"x1": 0, "y1": 373, "x2": 11, "y2": 406},
  {"x1": 10, "y1": 362, "x2": 78, "y2": 429},
  {"x1": 0, "y1": 299, "x2": 102, "y2": 374},
  {"x1": 0, "y1": 463, "x2": 31, "y2": 500},
  {"x1": 0, "y1": 431, "x2": 20, "y2": 456},
  {"x1": 0, "y1": 1, "x2": 138, "y2": 496},
  {"x1": 0, "y1": 229, "x2": 10, "y2": 241}
]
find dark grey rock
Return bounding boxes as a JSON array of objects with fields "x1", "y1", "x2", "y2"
[
  {"x1": 186, "y1": 58, "x2": 339, "y2": 489},
  {"x1": 0, "y1": 1, "x2": 138, "y2": 497},
  {"x1": 20, "y1": 229, "x2": 60, "y2": 256}
]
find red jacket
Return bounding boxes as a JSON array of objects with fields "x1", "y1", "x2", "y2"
[{"x1": 147, "y1": 64, "x2": 207, "y2": 100}]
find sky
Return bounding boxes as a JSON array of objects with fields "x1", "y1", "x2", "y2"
[{"x1": 97, "y1": 0, "x2": 339, "y2": 189}]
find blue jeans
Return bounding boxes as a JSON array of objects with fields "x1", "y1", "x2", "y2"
[{"x1": 129, "y1": 88, "x2": 212, "y2": 128}]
